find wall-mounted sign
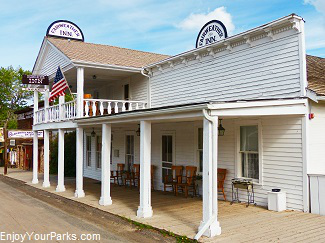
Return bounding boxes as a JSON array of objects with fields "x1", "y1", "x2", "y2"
[
  {"x1": 22, "y1": 75, "x2": 49, "y2": 85},
  {"x1": 47, "y1": 20, "x2": 84, "y2": 41},
  {"x1": 196, "y1": 20, "x2": 228, "y2": 48},
  {"x1": 8, "y1": 130, "x2": 43, "y2": 139},
  {"x1": 17, "y1": 111, "x2": 34, "y2": 121}
]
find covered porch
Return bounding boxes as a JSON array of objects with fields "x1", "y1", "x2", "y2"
[
  {"x1": 5, "y1": 168, "x2": 325, "y2": 242},
  {"x1": 31, "y1": 99, "x2": 309, "y2": 239}
]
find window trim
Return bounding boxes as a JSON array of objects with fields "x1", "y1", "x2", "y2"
[
  {"x1": 194, "y1": 125, "x2": 203, "y2": 175},
  {"x1": 160, "y1": 131, "x2": 176, "y2": 182},
  {"x1": 125, "y1": 131, "x2": 135, "y2": 172},
  {"x1": 95, "y1": 135, "x2": 102, "y2": 170},
  {"x1": 85, "y1": 134, "x2": 92, "y2": 168},
  {"x1": 235, "y1": 120, "x2": 263, "y2": 185}
]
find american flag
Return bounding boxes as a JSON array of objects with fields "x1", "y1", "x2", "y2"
[{"x1": 49, "y1": 66, "x2": 69, "y2": 102}]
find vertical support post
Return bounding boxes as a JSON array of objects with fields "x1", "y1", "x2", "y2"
[
  {"x1": 3, "y1": 127, "x2": 7, "y2": 175},
  {"x1": 59, "y1": 95, "x2": 65, "y2": 120},
  {"x1": 77, "y1": 67, "x2": 84, "y2": 118},
  {"x1": 32, "y1": 130, "x2": 39, "y2": 184},
  {"x1": 75, "y1": 127, "x2": 85, "y2": 198},
  {"x1": 33, "y1": 90, "x2": 38, "y2": 125},
  {"x1": 99, "y1": 123, "x2": 112, "y2": 205},
  {"x1": 137, "y1": 120, "x2": 153, "y2": 218},
  {"x1": 74, "y1": 127, "x2": 85, "y2": 198},
  {"x1": 44, "y1": 85, "x2": 49, "y2": 123},
  {"x1": 199, "y1": 115, "x2": 221, "y2": 237},
  {"x1": 42, "y1": 130, "x2": 50, "y2": 187},
  {"x1": 56, "y1": 129, "x2": 65, "y2": 192}
]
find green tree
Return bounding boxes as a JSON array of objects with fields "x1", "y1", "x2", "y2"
[{"x1": 0, "y1": 66, "x2": 33, "y2": 128}]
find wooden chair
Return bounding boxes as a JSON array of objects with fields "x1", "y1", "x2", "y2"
[
  {"x1": 176, "y1": 166, "x2": 197, "y2": 198},
  {"x1": 111, "y1": 163, "x2": 124, "y2": 185},
  {"x1": 163, "y1": 166, "x2": 183, "y2": 194},
  {"x1": 218, "y1": 168, "x2": 227, "y2": 200},
  {"x1": 132, "y1": 164, "x2": 140, "y2": 188}
]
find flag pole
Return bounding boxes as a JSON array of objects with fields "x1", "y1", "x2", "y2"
[{"x1": 59, "y1": 66, "x2": 76, "y2": 102}]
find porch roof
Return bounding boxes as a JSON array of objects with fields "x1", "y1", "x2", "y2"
[
  {"x1": 46, "y1": 37, "x2": 170, "y2": 68},
  {"x1": 74, "y1": 98, "x2": 307, "y2": 126}
]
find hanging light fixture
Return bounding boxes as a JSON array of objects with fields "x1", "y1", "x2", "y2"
[
  {"x1": 91, "y1": 128, "x2": 96, "y2": 137},
  {"x1": 218, "y1": 119, "x2": 225, "y2": 136},
  {"x1": 136, "y1": 124, "x2": 140, "y2": 136}
]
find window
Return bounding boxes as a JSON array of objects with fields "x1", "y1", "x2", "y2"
[
  {"x1": 125, "y1": 135, "x2": 134, "y2": 172},
  {"x1": 86, "y1": 135, "x2": 91, "y2": 167},
  {"x1": 96, "y1": 136, "x2": 102, "y2": 169},
  {"x1": 162, "y1": 135, "x2": 173, "y2": 182},
  {"x1": 239, "y1": 125, "x2": 259, "y2": 180},
  {"x1": 197, "y1": 128, "x2": 203, "y2": 173}
]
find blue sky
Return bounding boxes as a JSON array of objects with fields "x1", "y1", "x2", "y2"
[{"x1": 0, "y1": 0, "x2": 324, "y2": 70}]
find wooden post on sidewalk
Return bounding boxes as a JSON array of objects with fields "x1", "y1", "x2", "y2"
[{"x1": 4, "y1": 127, "x2": 7, "y2": 175}]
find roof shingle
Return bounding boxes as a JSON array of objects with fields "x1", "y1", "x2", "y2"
[
  {"x1": 307, "y1": 55, "x2": 325, "y2": 96},
  {"x1": 47, "y1": 37, "x2": 169, "y2": 68}
]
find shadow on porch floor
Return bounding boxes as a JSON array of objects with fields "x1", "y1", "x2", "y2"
[{"x1": 3, "y1": 168, "x2": 325, "y2": 242}]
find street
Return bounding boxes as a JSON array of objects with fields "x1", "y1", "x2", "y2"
[{"x1": 0, "y1": 176, "x2": 174, "y2": 243}]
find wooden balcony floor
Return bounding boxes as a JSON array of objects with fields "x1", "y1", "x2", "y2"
[{"x1": 3, "y1": 168, "x2": 325, "y2": 242}]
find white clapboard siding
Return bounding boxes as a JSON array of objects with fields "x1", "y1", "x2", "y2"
[
  {"x1": 130, "y1": 74, "x2": 148, "y2": 102},
  {"x1": 82, "y1": 117, "x2": 304, "y2": 211},
  {"x1": 150, "y1": 34, "x2": 302, "y2": 108},
  {"x1": 309, "y1": 102, "x2": 325, "y2": 175},
  {"x1": 39, "y1": 43, "x2": 71, "y2": 76}
]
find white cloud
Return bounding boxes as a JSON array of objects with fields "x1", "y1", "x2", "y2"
[
  {"x1": 304, "y1": 0, "x2": 325, "y2": 15},
  {"x1": 177, "y1": 7, "x2": 235, "y2": 35}
]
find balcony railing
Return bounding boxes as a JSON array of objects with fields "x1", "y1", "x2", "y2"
[
  {"x1": 34, "y1": 99, "x2": 147, "y2": 124},
  {"x1": 84, "y1": 99, "x2": 147, "y2": 117}
]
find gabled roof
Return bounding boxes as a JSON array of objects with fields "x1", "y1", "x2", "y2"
[
  {"x1": 46, "y1": 37, "x2": 170, "y2": 68},
  {"x1": 307, "y1": 55, "x2": 325, "y2": 96}
]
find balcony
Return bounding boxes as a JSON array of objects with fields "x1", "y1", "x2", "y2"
[{"x1": 34, "y1": 99, "x2": 147, "y2": 124}]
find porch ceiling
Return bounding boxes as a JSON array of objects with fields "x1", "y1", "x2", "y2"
[{"x1": 51, "y1": 67, "x2": 139, "y2": 93}]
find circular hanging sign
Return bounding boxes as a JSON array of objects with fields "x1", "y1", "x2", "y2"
[
  {"x1": 46, "y1": 20, "x2": 84, "y2": 41},
  {"x1": 196, "y1": 20, "x2": 227, "y2": 48}
]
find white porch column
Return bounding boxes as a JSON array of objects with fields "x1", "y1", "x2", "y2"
[
  {"x1": 137, "y1": 120, "x2": 153, "y2": 218},
  {"x1": 44, "y1": 85, "x2": 49, "y2": 122},
  {"x1": 32, "y1": 130, "x2": 39, "y2": 184},
  {"x1": 56, "y1": 129, "x2": 66, "y2": 192},
  {"x1": 77, "y1": 67, "x2": 84, "y2": 118},
  {"x1": 198, "y1": 115, "x2": 221, "y2": 238},
  {"x1": 99, "y1": 123, "x2": 112, "y2": 206},
  {"x1": 42, "y1": 130, "x2": 50, "y2": 187},
  {"x1": 33, "y1": 90, "x2": 38, "y2": 124},
  {"x1": 59, "y1": 95, "x2": 65, "y2": 120},
  {"x1": 75, "y1": 127, "x2": 85, "y2": 198}
]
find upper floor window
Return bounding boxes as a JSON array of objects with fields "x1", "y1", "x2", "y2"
[{"x1": 239, "y1": 125, "x2": 259, "y2": 180}]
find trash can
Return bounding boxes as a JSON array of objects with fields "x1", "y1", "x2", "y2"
[{"x1": 268, "y1": 190, "x2": 286, "y2": 212}]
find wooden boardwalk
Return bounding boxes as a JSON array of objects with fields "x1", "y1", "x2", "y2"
[{"x1": 3, "y1": 168, "x2": 325, "y2": 242}]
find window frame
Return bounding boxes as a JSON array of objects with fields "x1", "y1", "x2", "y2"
[
  {"x1": 95, "y1": 135, "x2": 102, "y2": 170},
  {"x1": 85, "y1": 134, "x2": 92, "y2": 168},
  {"x1": 160, "y1": 131, "x2": 176, "y2": 182},
  {"x1": 194, "y1": 125, "x2": 203, "y2": 175},
  {"x1": 235, "y1": 120, "x2": 263, "y2": 184}
]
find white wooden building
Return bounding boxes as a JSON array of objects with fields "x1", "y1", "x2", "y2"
[{"x1": 30, "y1": 14, "x2": 325, "y2": 238}]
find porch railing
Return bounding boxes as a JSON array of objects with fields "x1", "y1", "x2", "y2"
[
  {"x1": 84, "y1": 99, "x2": 147, "y2": 117},
  {"x1": 34, "y1": 99, "x2": 147, "y2": 124}
]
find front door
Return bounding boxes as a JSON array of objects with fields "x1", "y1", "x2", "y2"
[
  {"x1": 125, "y1": 134, "x2": 134, "y2": 172},
  {"x1": 162, "y1": 134, "x2": 173, "y2": 182}
]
